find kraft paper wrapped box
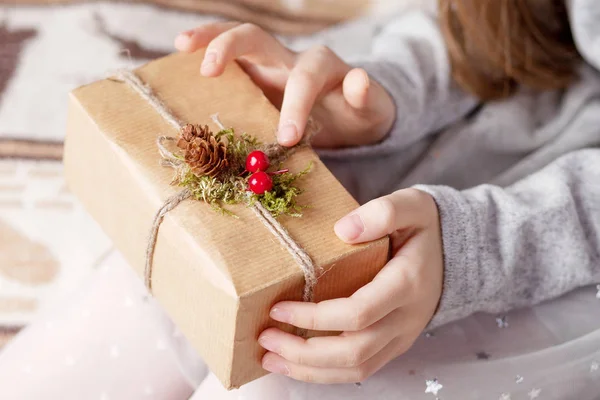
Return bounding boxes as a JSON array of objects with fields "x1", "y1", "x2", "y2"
[{"x1": 63, "y1": 51, "x2": 389, "y2": 389}]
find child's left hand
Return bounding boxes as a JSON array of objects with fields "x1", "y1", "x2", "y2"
[{"x1": 258, "y1": 188, "x2": 444, "y2": 383}]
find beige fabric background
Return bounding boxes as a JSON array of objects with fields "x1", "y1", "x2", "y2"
[{"x1": 1, "y1": 0, "x2": 370, "y2": 34}]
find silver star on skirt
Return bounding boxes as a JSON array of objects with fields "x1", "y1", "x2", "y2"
[
  {"x1": 425, "y1": 378, "x2": 443, "y2": 396},
  {"x1": 528, "y1": 388, "x2": 541, "y2": 399},
  {"x1": 496, "y1": 316, "x2": 509, "y2": 328}
]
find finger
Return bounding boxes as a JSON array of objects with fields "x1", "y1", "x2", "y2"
[
  {"x1": 270, "y1": 255, "x2": 414, "y2": 332},
  {"x1": 342, "y1": 68, "x2": 370, "y2": 110},
  {"x1": 174, "y1": 22, "x2": 240, "y2": 52},
  {"x1": 334, "y1": 188, "x2": 432, "y2": 244},
  {"x1": 278, "y1": 45, "x2": 351, "y2": 146},
  {"x1": 343, "y1": 69, "x2": 396, "y2": 122},
  {"x1": 259, "y1": 309, "x2": 404, "y2": 368},
  {"x1": 200, "y1": 23, "x2": 295, "y2": 77},
  {"x1": 262, "y1": 336, "x2": 406, "y2": 384}
]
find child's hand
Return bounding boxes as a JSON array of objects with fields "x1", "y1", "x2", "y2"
[
  {"x1": 174, "y1": 23, "x2": 395, "y2": 149},
  {"x1": 258, "y1": 189, "x2": 444, "y2": 383}
]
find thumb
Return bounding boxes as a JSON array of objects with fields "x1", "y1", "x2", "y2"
[
  {"x1": 343, "y1": 68, "x2": 395, "y2": 118},
  {"x1": 334, "y1": 189, "x2": 430, "y2": 243},
  {"x1": 342, "y1": 68, "x2": 371, "y2": 110}
]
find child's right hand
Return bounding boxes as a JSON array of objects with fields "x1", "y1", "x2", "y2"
[{"x1": 174, "y1": 22, "x2": 395, "y2": 149}]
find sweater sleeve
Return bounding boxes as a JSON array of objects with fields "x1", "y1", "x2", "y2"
[
  {"x1": 415, "y1": 149, "x2": 600, "y2": 329},
  {"x1": 319, "y1": 8, "x2": 478, "y2": 159}
]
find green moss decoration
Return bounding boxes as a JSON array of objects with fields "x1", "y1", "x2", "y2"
[
  {"x1": 251, "y1": 163, "x2": 312, "y2": 218},
  {"x1": 170, "y1": 126, "x2": 311, "y2": 218},
  {"x1": 214, "y1": 128, "x2": 259, "y2": 177}
]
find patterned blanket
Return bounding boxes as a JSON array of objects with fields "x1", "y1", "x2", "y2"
[{"x1": 0, "y1": 0, "x2": 414, "y2": 347}]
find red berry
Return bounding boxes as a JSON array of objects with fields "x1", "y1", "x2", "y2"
[
  {"x1": 248, "y1": 171, "x2": 273, "y2": 195},
  {"x1": 246, "y1": 150, "x2": 270, "y2": 173}
]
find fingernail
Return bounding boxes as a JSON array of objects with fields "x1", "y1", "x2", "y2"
[
  {"x1": 359, "y1": 68, "x2": 370, "y2": 87},
  {"x1": 203, "y1": 51, "x2": 218, "y2": 64},
  {"x1": 278, "y1": 121, "x2": 298, "y2": 146},
  {"x1": 270, "y1": 307, "x2": 292, "y2": 323},
  {"x1": 263, "y1": 359, "x2": 290, "y2": 375},
  {"x1": 201, "y1": 51, "x2": 218, "y2": 74},
  {"x1": 174, "y1": 33, "x2": 192, "y2": 49},
  {"x1": 258, "y1": 336, "x2": 281, "y2": 354},
  {"x1": 334, "y1": 213, "x2": 364, "y2": 241}
]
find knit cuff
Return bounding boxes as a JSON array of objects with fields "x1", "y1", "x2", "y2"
[{"x1": 413, "y1": 184, "x2": 481, "y2": 330}]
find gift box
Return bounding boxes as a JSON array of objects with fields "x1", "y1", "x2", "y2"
[{"x1": 63, "y1": 51, "x2": 389, "y2": 389}]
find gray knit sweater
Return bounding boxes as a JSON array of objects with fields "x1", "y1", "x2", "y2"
[{"x1": 320, "y1": 0, "x2": 600, "y2": 329}]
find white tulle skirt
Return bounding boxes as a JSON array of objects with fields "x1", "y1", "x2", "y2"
[{"x1": 0, "y1": 257, "x2": 598, "y2": 400}]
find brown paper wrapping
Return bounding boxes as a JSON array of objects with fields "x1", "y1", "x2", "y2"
[{"x1": 63, "y1": 51, "x2": 389, "y2": 389}]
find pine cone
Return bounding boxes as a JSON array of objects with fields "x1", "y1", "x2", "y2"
[{"x1": 177, "y1": 124, "x2": 228, "y2": 178}]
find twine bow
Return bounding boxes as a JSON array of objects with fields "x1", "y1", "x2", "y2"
[{"x1": 115, "y1": 70, "x2": 321, "y2": 304}]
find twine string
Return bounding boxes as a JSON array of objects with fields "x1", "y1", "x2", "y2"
[
  {"x1": 115, "y1": 70, "x2": 183, "y2": 130},
  {"x1": 251, "y1": 201, "x2": 319, "y2": 302},
  {"x1": 157, "y1": 136, "x2": 182, "y2": 166},
  {"x1": 144, "y1": 188, "x2": 192, "y2": 290},
  {"x1": 115, "y1": 69, "x2": 319, "y2": 303}
]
